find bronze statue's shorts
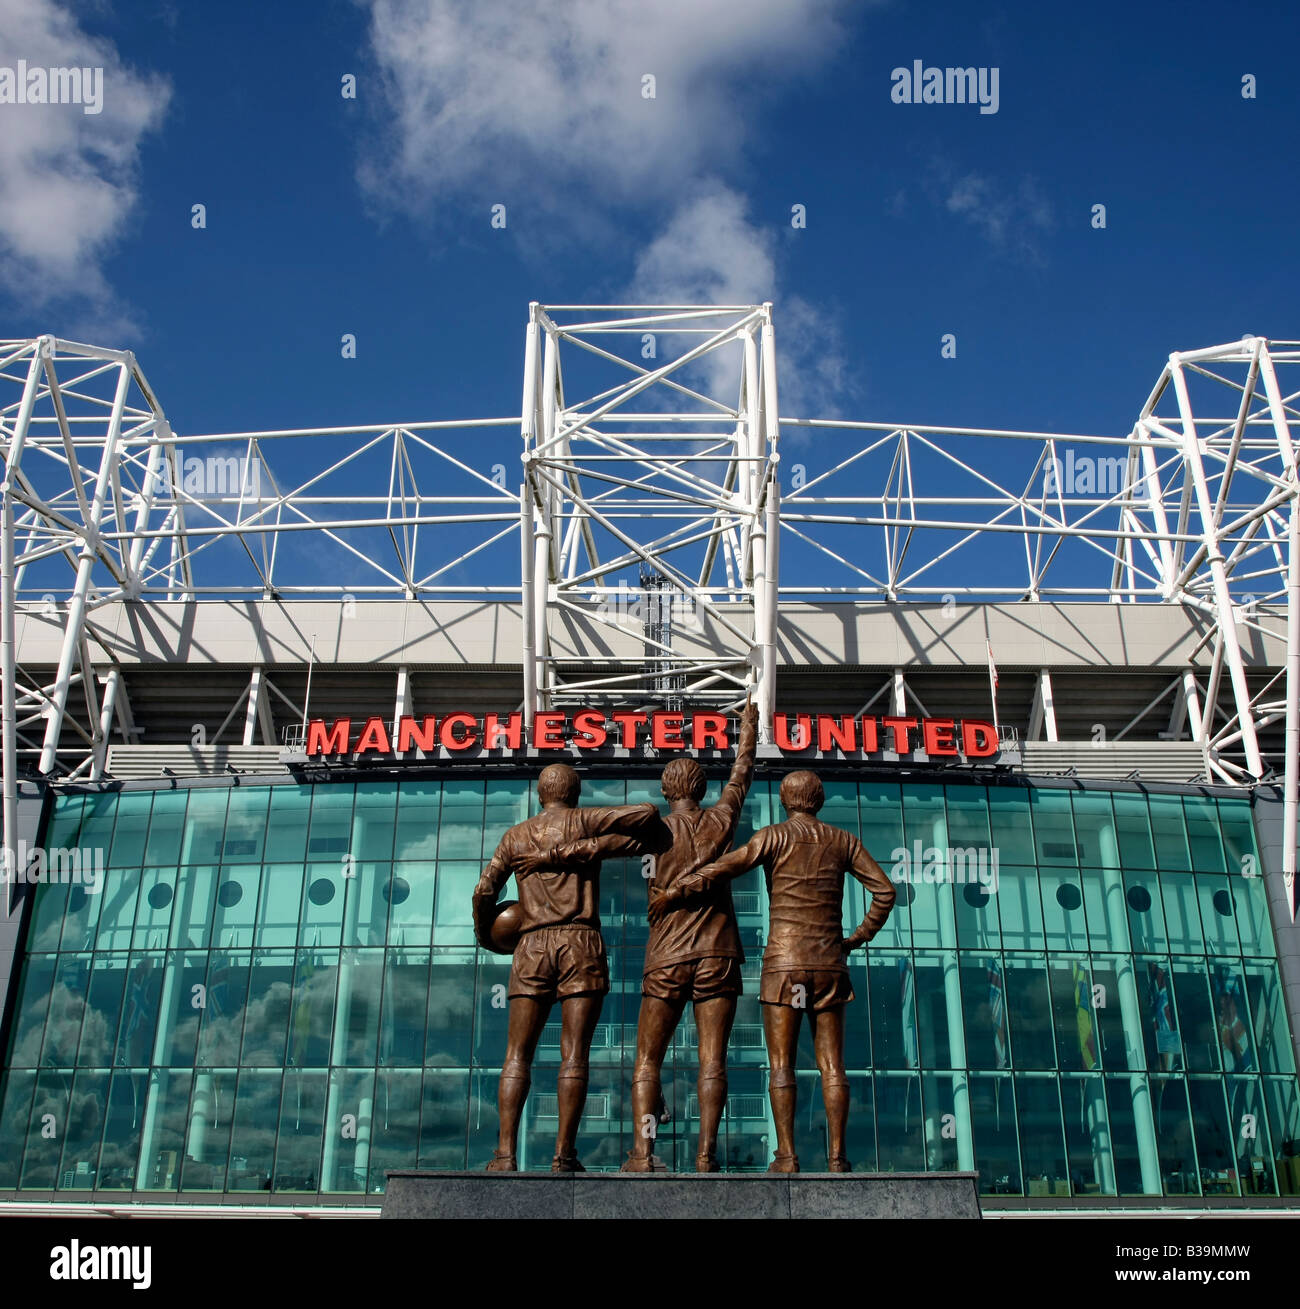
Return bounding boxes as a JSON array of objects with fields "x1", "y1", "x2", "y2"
[
  {"x1": 759, "y1": 966, "x2": 854, "y2": 1011},
  {"x1": 642, "y1": 955, "x2": 743, "y2": 1004},
  {"x1": 508, "y1": 925, "x2": 609, "y2": 1000}
]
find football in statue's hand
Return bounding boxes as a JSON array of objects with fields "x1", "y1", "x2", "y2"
[{"x1": 486, "y1": 900, "x2": 523, "y2": 954}]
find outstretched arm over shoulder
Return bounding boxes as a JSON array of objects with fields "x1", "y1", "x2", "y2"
[{"x1": 648, "y1": 826, "x2": 773, "y2": 922}]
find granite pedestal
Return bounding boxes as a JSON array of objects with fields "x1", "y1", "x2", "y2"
[{"x1": 382, "y1": 1170, "x2": 981, "y2": 1219}]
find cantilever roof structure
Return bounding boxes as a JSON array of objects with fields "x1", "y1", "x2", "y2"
[{"x1": 2, "y1": 304, "x2": 1297, "y2": 911}]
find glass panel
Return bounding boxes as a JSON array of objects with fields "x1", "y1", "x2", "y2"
[
  {"x1": 1149, "y1": 1074, "x2": 1198, "y2": 1196},
  {"x1": 1182, "y1": 796, "x2": 1226, "y2": 873},
  {"x1": 1017, "y1": 1074, "x2": 1068, "y2": 1198},
  {"x1": 273, "y1": 1069, "x2": 326, "y2": 1191},
  {"x1": 420, "y1": 1069, "x2": 470, "y2": 1169},
  {"x1": 265, "y1": 786, "x2": 312, "y2": 863},
  {"x1": 196, "y1": 952, "x2": 251, "y2": 1068},
  {"x1": 212, "y1": 864, "x2": 261, "y2": 949},
  {"x1": 366, "y1": 1069, "x2": 422, "y2": 1192},
  {"x1": 1263, "y1": 1077, "x2": 1300, "y2": 1197},
  {"x1": 285, "y1": 950, "x2": 339, "y2": 1069},
  {"x1": 1103, "y1": 1073, "x2": 1160, "y2": 1196},
  {"x1": 1195, "y1": 873, "x2": 1240, "y2": 958},
  {"x1": 1231, "y1": 871, "x2": 1273, "y2": 958},
  {"x1": 138, "y1": 1069, "x2": 193, "y2": 1192},
  {"x1": 1216, "y1": 797, "x2": 1259, "y2": 879},
  {"x1": 143, "y1": 790, "x2": 188, "y2": 865},
  {"x1": 988, "y1": 789, "x2": 1035, "y2": 865},
  {"x1": 321, "y1": 1068, "x2": 376, "y2": 1192},
  {"x1": 426, "y1": 948, "x2": 475, "y2": 1067},
  {"x1": 240, "y1": 949, "x2": 295, "y2": 1067},
  {"x1": 1112, "y1": 793, "x2": 1156, "y2": 870},
  {"x1": 432, "y1": 862, "x2": 479, "y2": 947},
  {"x1": 437, "y1": 781, "x2": 485, "y2": 859},
  {"x1": 1048, "y1": 958, "x2": 1100, "y2": 1073},
  {"x1": 92, "y1": 865, "x2": 142, "y2": 952},
  {"x1": 98, "y1": 1070, "x2": 148, "y2": 1191},
  {"x1": 394, "y1": 779, "x2": 441, "y2": 861},
  {"x1": 21, "y1": 1072, "x2": 72, "y2": 1188},
  {"x1": 255, "y1": 862, "x2": 305, "y2": 948},
  {"x1": 1187, "y1": 1077, "x2": 1239, "y2": 1196},
  {"x1": 1170, "y1": 959, "x2": 1220, "y2": 1073},
  {"x1": 108, "y1": 793, "x2": 152, "y2": 867},
  {"x1": 227, "y1": 1069, "x2": 281, "y2": 1191},
  {"x1": 969, "y1": 1072, "x2": 1020, "y2": 1195},
  {"x1": 1158, "y1": 872, "x2": 1204, "y2": 954},
  {"x1": 1060, "y1": 1074, "x2": 1115, "y2": 1195},
  {"x1": 1226, "y1": 1076, "x2": 1275, "y2": 1196},
  {"x1": 873, "y1": 1072, "x2": 925, "y2": 1171},
  {"x1": 353, "y1": 782, "x2": 397, "y2": 862},
  {"x1": 1209, "y1": 963, "x2": 1256, "y2": 1073},
  {"x1": 912, "y1": 950, "x2": 960, "y2": 1071},
  {"x1": 40, "y1": 954, "x2": 91, "y2": 1068},
  {"x1": 379, "y1": 951, "x2": 430, "y2": 1066},
  {"x1": 5, "y1": 954, "x2": 57, "y2": 1067},
  {"x1": 868, "y1": 952, "x2": 918, "y2": 1070},
  {"x1": 57, "y1": 1069, "x2": 109, "y2": 1189},
  {"x1": 181, "y1": 1069, "x2": 237, "y2": 1192},
  {"x1": 115, "y1": 954, "x2": 163, "y2": 1068},
  {"x1": 223, "y1": 787, "x2": 270, "y2": 862},
  {"x1": 1122, "y1": 867, "x2": 1166, "y2": 953},
  {"x1": 180, "y1": 790, "x2": 229, "y2": 865},
  {"x1": 0, "y1": 1071, "x2": 36, "y2": 1188},
  {"x1": 1004, "y1": 954, "x2": 1056, "y2": 1069},
  {"x1": 1242, "y1": 961, "x2": 1295, "y2": 1075},
  {"x1": 77, "y1": 953, "x2": 128, "y2": 1068}
]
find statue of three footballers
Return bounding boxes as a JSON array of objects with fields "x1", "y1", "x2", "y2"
[{"x1": 471, "y1": 702, "x2": 896, "y2": 1173}]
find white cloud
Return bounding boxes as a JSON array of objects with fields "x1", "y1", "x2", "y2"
[
  {"x1": 938, "y1": 167, "x2": 1053, "y2": 261},
  {"x1": 0, "y1": 0, "x2": 170, "y2": 331},
  {"x1": 360, "y1": 0, "x2": 850, "y2": 211},
  {"x1": 361, "y1": 1, "x2": 864, "y2": 409},
  {"x1": 625, "y1": 182, "x2": 851, "y2": 416}
]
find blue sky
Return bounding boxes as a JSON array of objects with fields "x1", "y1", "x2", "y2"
[{"x1": 2, "y1": 0, "x2": 1298, "y2": 598}]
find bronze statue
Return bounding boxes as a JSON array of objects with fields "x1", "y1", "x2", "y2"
[
  {"x1": 652, "y1": 769, "x2": 895, "y2": 1173},
  {"x1": 472, "y1": 763, "x2": 659, "y2": 1172},
  {"x1": 523, "y1": 702, "x2": 759, "y2": 1172}
]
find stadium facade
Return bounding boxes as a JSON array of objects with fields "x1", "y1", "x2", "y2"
[{"x1": 0, "y1": 305, "x2": 1297, "y2": 1214}]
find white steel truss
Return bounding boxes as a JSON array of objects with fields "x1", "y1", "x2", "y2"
[{"x1": 1, "y1": 314, "x2": 1297, "y2": 915}]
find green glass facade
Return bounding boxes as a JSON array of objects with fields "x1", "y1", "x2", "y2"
[{"x1": 0, "y1": 774, "x2": 1297, "y2": 1202}]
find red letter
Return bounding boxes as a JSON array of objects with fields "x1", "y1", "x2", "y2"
[
  {"x1": 922, "y1": 718, "x2": 958, "y2": 756},
  {"x1": 859, "y1": 717, "x2": 878, "y2": 752},
  {"x1": 440, "y1": 713, "x2": 479, "y2": 750},
  {"x1": 306, "y1": 718, "x2": 350, "y2": 755},
  {"x1": 817, "y1": 714, "x2": 857, "y2": 754},
  {"x1": 483, "y1": 712, "x2": 522, "y2": 750},
  {"x1": 572, "y1": 710, "x2": 607, "y2": 749},
  {"x1": 397, "y1": 715, "x2": 438, "y2": 753},
  {"x1": 609, "y1": 711, "x2": 649, "y2": 748},
  {"x1": 881, "y1": 716, "x2": 917, "y2": 753},
  {"x1": 534, "y1": 712, "x2": 567, "y2": 748},
  {"x1": 961, "y1": 720, "x2": 999, "y2": 758},
  {"x1": 652, "y1": 712, "x2": 685, "y2": 750},
  {"x1": 354, "y1": 716, "x2": 391, "y2": 754},
  {"x1": 692, "y1": 713, "x2": 728, "y2": 750},
  {"x1": 774, "y1": 713, "x2": 812, "y2": 751}
]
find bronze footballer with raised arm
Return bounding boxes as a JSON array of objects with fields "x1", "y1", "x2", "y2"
[{"x1": 654, "y1": 768, "x2": 895, "y2": 1174}]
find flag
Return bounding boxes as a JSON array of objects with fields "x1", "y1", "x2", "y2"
[
  {"x1": 1073, "y1": 962, "x2": 1098, "y2": 1071},
  {"x1": 1212, "y1": 968, "x2": 1254, "y2": 1072},
  {"x1": 1146, "y1": 962, "x2": 1180, "y2": 1072},
  {"x1": 988, "y1": 959, "x2": 1008, "y2": 1069},
  {"x1": 898, "y1": 957, "x2": 919, "y2": 1069},
  {"x1": 986, "y1": 640, "x2": 1000, "y2": 732}
]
